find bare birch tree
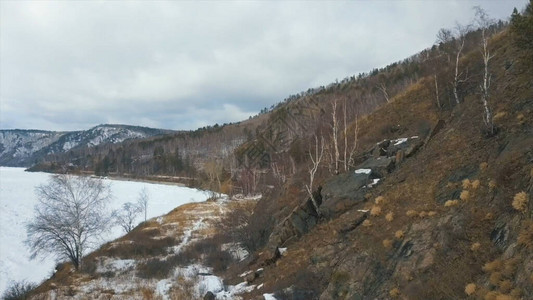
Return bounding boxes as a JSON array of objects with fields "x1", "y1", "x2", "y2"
[
  {"x1": 305, "y1": 135, "x2": 325, "y2": 215},
  {"x1": 330, "y1": 100, "x2": 340, "y2": 175},
  {"x1": 26, "y1": 175, "x2": 112, "y2": 270},
  {"x1": 113, "y1": 202, "x2": 142, "y2": 233},
  {"x1": 377, "y1": 83, "x2": 390, "y2": 103},
  {"x1": 137, "y1": 187, "x2": 149, "y2": 222},
  {"x1": 475, "y1": 6, "x2": 495, "y2": 134}
]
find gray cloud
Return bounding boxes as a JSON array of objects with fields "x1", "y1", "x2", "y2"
[{"x1": 0, "y1": 1, "x2": 527, "y2": 131}]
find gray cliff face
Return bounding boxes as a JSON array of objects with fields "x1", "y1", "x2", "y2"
[{"x1": 0, "y1": 125, "x2": 172, "y2": 167}]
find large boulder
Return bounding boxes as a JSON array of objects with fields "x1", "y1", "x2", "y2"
[{"x1": 320, "y1": 171, "x2": 372, "y2": 218}]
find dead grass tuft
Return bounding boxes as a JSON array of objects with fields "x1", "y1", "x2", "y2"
[
  {"x1": 385, "y1": 212, "x2": 394, "y2": 222},
  {"x1": 493, "y1": 111, "x2": 507, "y2": 121},
  {"x1": 406, "y1": 210, "x2": 418, "y2": 217},
  {"x1": 498, "y1": 280, "x2": 512, "y2": 294},
  {"x1": 502, "y1": 258, "x2": 519, "y2": 277},
  {"x1": 462, "y1": 179, "x2": 472, "y2": 189},
  {"x1": 489, "y1": 180, "x2": 497, "y2": 191},
  {"x1": 375, "y1": 196, "x2": 386, "y2": 205},
  {"x1": 480, "y1": 162, "x2": 489, "y2": 171},
  {"x1": 427, "y1": 211, "x2": 437, "y2": 217},
  {"x1": 510, "y1": 288, "x2": 521, "y2": 298},
  {"x1": 495, "y1": 294, "x2": 514, "y2": 300},
  {"x1": 483, "y1": 259, "x2": 503, "y2": 273},
  {"x1": 389, "y1": 288, "x2": 401, "y2": 298},
  {"x1": 517, "y1": 220, "x2": 533, "y2": 249},
  {"x1": 489, "y1": 272, "x2": 502, "y2": 286},
  {"x1": 382, "y1": 239, "x2": 393, "y2": 249},
  {"x1": 362, "y1": 219, "x2": 372, "y2": 227},
  {"x1": 395, "y1": 230, "x2": 404, "y2": 240},
  {"x1": 370, "y1": 205, "x2": 382, "y2": 216},
  {"x1": 484, "y1": 212, "x2": 494, "y2": 220},
  {"x1": 444, "y1": 200, "x2": 459, "y2": 207},
  {"x1": 460, "y1": 190, "x2": 470, "y2": 201},
  {"x1": 465, "y1": 283, "x2": 476, "y2": 296},
  {"x1": 512, "y1": 191, "x2": 528, "y2": 213},
  {"x1": 470, "y1": 242, "x2": 481, "y2": 251},
  {"x1": 418, "y1": 211, "x2": 427, "y2": 218},
  {"x1": 471, "y1": 179, "x2": 481, "y2": 190}
]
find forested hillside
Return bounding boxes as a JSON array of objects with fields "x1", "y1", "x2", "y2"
[{"x1": 15, "y1": 3, "x2": 533, "y2": 299}]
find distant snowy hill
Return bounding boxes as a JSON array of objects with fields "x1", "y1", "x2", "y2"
[{"x1": 0, "y1": 125, "x2": 173, "y2": 167}]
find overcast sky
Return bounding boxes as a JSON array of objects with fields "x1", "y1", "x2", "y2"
[{"x1": 0, "y1": 1, "x2": 527, "y2": 131}]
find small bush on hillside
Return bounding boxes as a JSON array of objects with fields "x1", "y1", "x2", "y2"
[
  {"x1": 489, "y1": 272, "x2": 502, "y2": 286},
  {"x1": 362, "y1": 219, "x2": 372, "y2": 227},
  {"x1": 382, "y1": 239, "x2": 393, "y2": 249},
  {"x1": 480, "y1": 162, "x2": 489, "y2": 171},
  {"x1": 427, "y1": 211, "x2": 437, "y2": 217},
  {"x1": 512, "y1": 191, "x2": 528, "y2": 212},
  {"x1": 484, "y1": 212, "x2": 494, "y2": 220},
  {"x1": 1, "y1": 281, "x2": 36, "y2": 300},
  {"x1": 489, "y1": 180, "x2": 497, "y2": 191},
  {"x1": 385, "y1": 212, "x2": 394, "y2": 222},
  {"x1": 465, "y1": 283, "x2": 476, "y2": 296},
  {"x1": 498, "y1": 280, "x2": 512, "y2": 294},
  {"x1": 418, "y1": 211, "x2": 428, "y2": 218},
  {"x1": 483, "y1": 259, "x2": 503, "y2": 273}
]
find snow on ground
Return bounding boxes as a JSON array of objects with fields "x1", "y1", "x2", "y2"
[
  {"x1": 0, "y1": 167, "x2": 209, "y2": 294},
  {"x1": 354, "y1": 168, "x2": 371, "y2": 174}
]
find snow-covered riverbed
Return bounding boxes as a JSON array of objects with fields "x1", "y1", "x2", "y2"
[{"x1": 0, "y1": 167, "x2": 209, "y2": 294}]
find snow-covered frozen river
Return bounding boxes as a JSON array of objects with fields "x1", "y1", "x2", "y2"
[{"x1": 0, "y1": 167, "x2": 209, "y2": 294}]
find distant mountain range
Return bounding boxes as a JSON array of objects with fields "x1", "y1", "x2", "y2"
[{"x1": 0, "y1": 124, "x2": 174, "y2": 167}]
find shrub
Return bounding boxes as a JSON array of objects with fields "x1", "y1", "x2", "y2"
[
  {"x1": 389, "y1": 288, "x2": 401, "y2": 298},
  {"x1": 370, "y1": 205, "x2": 382, "y2": 216},
  {"x1": 385, "y1": 212, "x2": 394, "y2": 222},
  {"x1": 382, "y1": 239, "x2": 393, "y2": 249},
  {"x1": 512, "y1": 192, "x2": 528, "y2": 212},
  {"x1": 502, "y1": 258, "x2": 519, "y2": 277},
  {"x1": 427, "y1": 211, "x2": 437, "y2": 217},
  {"x1": 470, "y1": 242, "x2": 481, "y2": 251},
  {"x1": 375, "y1": 196, "x2": 386, "y2": 205},
  {"x1": 444, "y1": 200, "x2": 459, "y2": 207},
  {"x1": 395, "y1": 230, "x2": 404, "y2": 239},
  {"x1": 462, "y1": 179, "x2": 472, "y2": 189},
  {"x1": 362, "y1": 219, "x2": 372, "y2": 227},
  {"x1": 460, "y1": 190, "x2": 470, "y2": 201},
  {"x1": 418, "y1": 211, "x2": 427, "y2": 218},
  {"x1": 406, "y1": 210, "x2": 417, "y2": 217},
  {"x1": 465, "y1": 283, "x2": 476, "y2": 296},
  {"x1": 1, "y1": 281, "x2": 36, "y2": 300},
  {"x1": 480, "y1": 162, "x2": 489, "y2": 171}
]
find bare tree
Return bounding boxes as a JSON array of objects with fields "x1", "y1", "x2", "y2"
[
  {"x1": 113, "y1": 202, "x2": 142, "y2": 233},
  {"x1": 347, "y1": 115, "x2": 359, "y2": 168},
  {"x1": 305, "y1": 135, "x2": 325, "y2": 215},
  {"x1": 377, "y1": 83, "x2": 390, "y2": 103},
  {"x1": 26, "y1": 175, "x2": 112, "y2": 270},
  {"x1": 137, "y1": 187, "x2": 149, "y2": 222},
  {"x1": 330, "y1": 100, "x2": 340, "y2": 175},
  {"x1": 475, "y1": 6, "x2": 495, "y2": 134}
]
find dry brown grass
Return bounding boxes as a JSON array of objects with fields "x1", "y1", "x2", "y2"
[
  {"x1": 493, "y1": 111, "x2": 508, "y2": 121},
  {"x1": 395, "y1": 230, "x2": 404, "y2": 240},
  {"x1": 460, "y1": 190, "x2": 470, "y2": 201},
  {"x1": 418, "y1": 211, "x2": 427, "y2": 218},
  {"x1": 362, "y1": 219, "x2": 372, "y2": 227},
  {"x1": 465, "y1": 283, "x2": 476, "y2": 296},
  {"x1": 462, "y1": 179, "x2": 472, "y2": 189},
  {"x1": 382, "y1": 239, "x2": 393, "y2": 249},
  {"x1": 484, "y1": 212, "x2": 494, "y2": 220},
  {"x1": 406, "y1": 210, "x2": 418, "y2": 217},
  {"x1": 389, "y1": 287, "x2": 400, "y2": 298},
  {"x1": 370, "y1": 205, "x2": 382, "y2": 216},
  {"x1": 517, "y1": 220, "x2": 533, "y2": 249},
  {"x1": 512, "y1": 191, "x2": 528, "y2": 212},
  {"x1": 444, "y1": 200, "x2": 459, "y2": 207},
  {"x1": 375, "y1": 196, "x2": 386, "y2": 205},
  {"x1": 480, "y1": 162, "x2": 489, "y2": 171},
  {"x1": 470, "y1": 242, "x2": 481, "y2": 251},
  {"x1": 427, "y1": 211, "x2": 437, "y2": 217},
  {"x1": 502, "y1": 258, "x2": 519, "y2": 277},
  {"x1": 498, "y1": 280, "x2": 512, "y2": 294},
  {"x1": 510, "y1": 288, "x2": 521, "y2": 298},
  {"x1": 489, "y1": 272, "x2": 502, "y2": 286},
  {"x1": 483, "y1": 259, "x2": 503, "y2": 273},
  {"x1": 489, "y1": 180, "x2": 497, "y2": 191},
  {"x1": 471, "y1": 179, "x2": 481, "y2": 190},
  {"x1": 385, "y1": 212, "x2": 394, "y2": 222}
]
